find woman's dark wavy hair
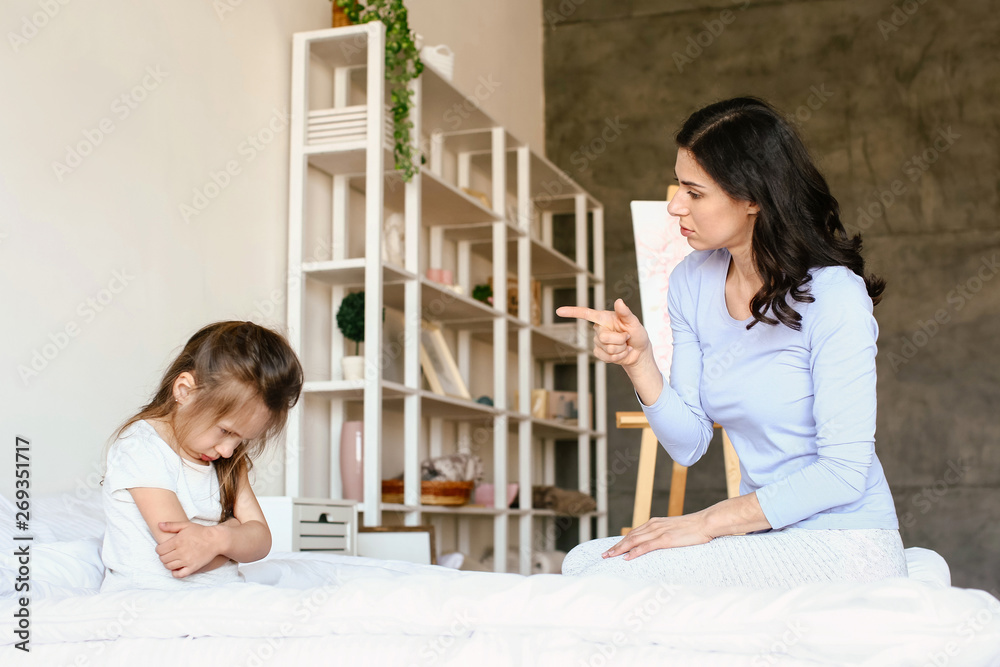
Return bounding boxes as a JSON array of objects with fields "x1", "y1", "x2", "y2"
[{"x1": 675, "y1": 96, "x2": 885, "y2": 331}]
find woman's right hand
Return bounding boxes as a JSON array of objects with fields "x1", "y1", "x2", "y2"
[{"x1": 555, "y1": 298, "x2": 651, "y2": 369}]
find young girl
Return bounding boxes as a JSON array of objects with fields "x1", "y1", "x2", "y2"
[{"x1": 100, "y1": 321, "x2": 303, "y2": 592}]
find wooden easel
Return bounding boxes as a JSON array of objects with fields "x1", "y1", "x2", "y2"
[{"x1": 616, "y1": 412, "x2": 741, "y2": 535}]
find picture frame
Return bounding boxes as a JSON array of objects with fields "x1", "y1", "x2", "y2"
[
  {"x1": 419, "y1": 320, "x2": 470, "y2": 399},
  {"x1": 358, "y1": 525, "x2": 436, "y2": 565}
]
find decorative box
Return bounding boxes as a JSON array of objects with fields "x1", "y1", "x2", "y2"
[
  {"x1": 488, "y1": 276, "x2": 542, "y2": 326},
  {"x1": 256, "y1": 496, "x2": 357, "y2": 554}
]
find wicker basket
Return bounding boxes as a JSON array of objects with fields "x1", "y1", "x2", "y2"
[{"x1": 382, "y1": 479, "x2": 474, "y2": 506}]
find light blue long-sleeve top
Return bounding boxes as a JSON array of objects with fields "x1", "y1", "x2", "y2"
[{"x1": 638, "y1": 247, "x2": 898, "y2": 530}]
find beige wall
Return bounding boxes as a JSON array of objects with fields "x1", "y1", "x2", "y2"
[
  {"x1": 0, "y1": 0, "x2": 544, "y2": 500},
  {"x1": 407, "y1": 0, "x2": 545, "y2": 152}
]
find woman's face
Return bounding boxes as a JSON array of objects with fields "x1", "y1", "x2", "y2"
[{"x1": 666, "y1": 148, "x2": 758, "y2": 252}]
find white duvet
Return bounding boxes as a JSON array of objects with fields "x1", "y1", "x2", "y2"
[
  {"x1": 2, "y1": 495, "x2": 999, "y2": 666},
  {"x1": 1, "y1": 550, "x2": 999, "y2": 666}
]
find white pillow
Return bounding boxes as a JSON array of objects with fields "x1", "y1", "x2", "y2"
[
  {"x1": 0, "y1": 537, "x2": 105, "y2": 598},
  {"x1": 905, "y1": 546, "x2": 951, "y2": 588},
  {"x1": 0, "y1": 492, "x2": 106, "y2": 549},
  {"x1": 0, "y1": 492, "x2": 107, "y2": 598}
]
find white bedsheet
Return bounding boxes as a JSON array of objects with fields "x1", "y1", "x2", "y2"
[
  {"x1": 2, "y1": 551, "x2": 999, "y2": 666},
  {"x1": 2, "y1": 493, "x2": 999, "y2": 666}
]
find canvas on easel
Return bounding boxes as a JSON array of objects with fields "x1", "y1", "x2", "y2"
[
  {"x1": 624, "y1": 188, "x2": 742, "y2": 536},
  {"x1": 629, "y1": 185, "x2": 693, "y2": 377}
]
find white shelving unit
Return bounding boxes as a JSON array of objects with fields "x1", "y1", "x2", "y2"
[{"x1": 283, "y1": 23, "x2": 607, "y2": 574}]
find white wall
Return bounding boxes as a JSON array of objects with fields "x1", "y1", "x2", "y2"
[{"x1": 0, "y1": 0, "x2": 544, "y2": 501}]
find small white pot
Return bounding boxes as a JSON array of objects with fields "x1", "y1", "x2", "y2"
[{"x1": 342, "y1": 356, "x2": 365, "y2": 381}]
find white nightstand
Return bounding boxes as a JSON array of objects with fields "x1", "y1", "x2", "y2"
[{"x1": 257, "y1": 496, "x2": 358, "y2": 556}]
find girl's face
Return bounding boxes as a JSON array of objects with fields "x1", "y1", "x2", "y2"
[
  {"x1": 180, "y1": 401, "x2": 270, "y2": 466},
  {"x1": 666, "y1": 148, "x2": 759, "y2": 252},
  {"x1": 171, "y1": 372, "x2": 271, "y2": 466}
]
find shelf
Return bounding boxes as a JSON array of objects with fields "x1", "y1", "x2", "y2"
[
  {"x1": 469, "y1": 237, "x2": 599, "y2": 287},
  {"x1": 379, "y1": 503, "x2": 506, "y2": 516},
  {"x1": 288, "y1": 26, "x2": 607, "y2": 564},
  {"x1": 468, "y1": 150, "x2": 595, "y2": 202},
  {"x1": 305, "y1": 384, "x2": 608, "y2": 438},
  {"x1": 529, "y1": 509, "x2": 607, "y2": 518},
  {"x1": 418, "y1": 390, "x2": 499, "y2": 420},
  {"x1": 302, "y1": 258, "x2": 415, "y2": 287},
  {"x1": 448, "y1": 132, "x2": 599, "y2": 209},
  {"x1": 305, "y1": 142, "x2": 395, "y2": 177},
  {"x1": 524, "y1": 151, "x2": 588, "y2": 200},
  {"x1": 467, "y1": 322, "x2": 590, "y2": 361},
  {"x1": 306, "y1": 25, "x2": 376, "y2": 69},
  {"x1": 526, "y1": 239, "x2": 598, "y2": 285},
  {"x1": 530, "y1": 417, "x2": 600, "y2": 439},
  {"x1": 333, "y1": 166, "x2": 524, "y2": 243},
  {"x1": 329, "y1": 384, "x2": 499, "y2": 421},
  {"x1": 302, "y1": 378, "x2": 415, "y2": 399},
  {"x1": 437, "y1": 218, "x2": 526, "y2": 242},
  {"x1": 368, "y1": 393, "x2": 602, "y2": 438},
  {"x1": 349, "y1": 167, "x2": 502, "y2": 227},
  {"x1": 530, "y1": 324, "x2": 590, "y2": 360},
  {"x1": 432, "y1": 128, "x2": 523, "y2": 154},
  {"x1": 420, "y1": 67, "x2": 498, "y2": 135},
  {"x1": 453, "y1": 312, "x2": 531, "y2": 338},
  {"x1": 383, "y1": 277, "x2": 516, "y2": 328},
  {"x1": 530, "y1": 194, "x2": 601, "y2": 215},
  {"x1": 372, "y1": 504, "x2": 607, "y2": 519},
  {"x1": 503, "y1": 410, "x2": 602, "y2": 439}
]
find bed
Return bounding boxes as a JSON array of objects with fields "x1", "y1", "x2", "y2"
[{"x1": 2, "y1": 493, "x2": 999, "y2": 666}]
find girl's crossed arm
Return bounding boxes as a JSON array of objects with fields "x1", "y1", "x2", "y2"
[{"x1": 129, "y1": 466, "x2": 271, "y2": 578}]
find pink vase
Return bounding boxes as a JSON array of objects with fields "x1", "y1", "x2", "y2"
[{"x1": 340, "y1": 421, "x2": 364, "y2": 502}]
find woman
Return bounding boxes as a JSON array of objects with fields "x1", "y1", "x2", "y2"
[{"x1": 557, "y1": 97, "x2": 907, "y2": 588}]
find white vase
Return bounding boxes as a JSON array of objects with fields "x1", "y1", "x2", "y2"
[{"x1": 342, "y1": 355, "x2": 365, "y2": 381}]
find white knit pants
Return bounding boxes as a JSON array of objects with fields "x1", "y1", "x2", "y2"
[{"x1": 562, "y1": 528, "x2": 908, "y2": 589}]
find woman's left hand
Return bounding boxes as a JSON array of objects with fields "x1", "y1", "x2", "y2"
[
  {"x1": 155, "y1": 521, "x2": 223, "y2": 577},
  {"x1": 602, "y1": 512, "x2": 714, "y2": 560}
]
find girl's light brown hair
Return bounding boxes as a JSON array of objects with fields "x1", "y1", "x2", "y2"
[{"x1": 110, "y1": 321, "x2": 303, "y2": 520}]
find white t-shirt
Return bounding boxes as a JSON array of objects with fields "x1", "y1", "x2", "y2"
[{"x1": 101, "y1": 419, "x2": 244, "y2": 592}]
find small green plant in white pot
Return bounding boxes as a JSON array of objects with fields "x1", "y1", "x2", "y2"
[{"x1": 336, "y1": 291, "x2": 366, "y2": 380}]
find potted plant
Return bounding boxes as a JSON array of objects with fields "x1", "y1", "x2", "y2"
[
  {"x1": 472, "y1": 283, "x2": 493, "y2": 305},
  {"x1": 337, "y1": 291, "x2": 388, "y2": 380},
  {"x1": 336, "y1": 291, "x2": 366, "y2": 380},
  {"x1": 332, "y1": 2, "x2": 352, "y2": 27},
  {"x1": 333, "y1": 0, "x2": 424, "y2": 181}
]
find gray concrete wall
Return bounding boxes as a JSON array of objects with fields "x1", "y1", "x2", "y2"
[{"x1": 543, "y1": 0, "x2": 999, "y2": 591}]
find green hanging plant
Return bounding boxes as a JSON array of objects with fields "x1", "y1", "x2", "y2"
[{"x1": 334, "y1": 0, "x2": 425, "y2": 181}]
